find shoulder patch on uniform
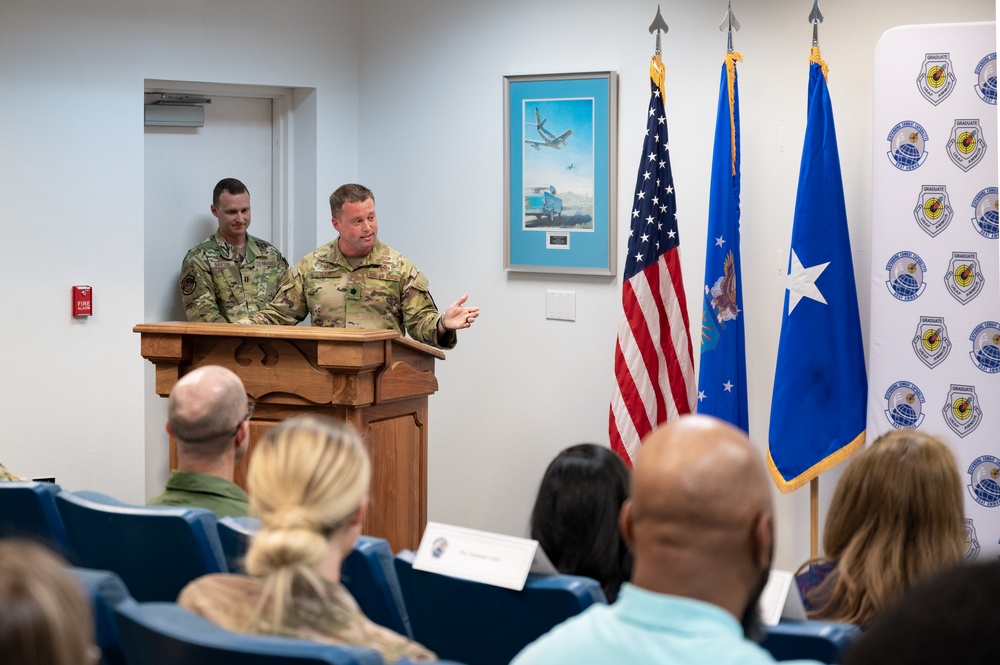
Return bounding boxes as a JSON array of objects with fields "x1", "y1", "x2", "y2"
[
  {"x1": 180, "y1": 274, "x2": 197, "y2": 296},
  {"x1": 410, "y1": 270, "x2": 431, "y2": 292}
]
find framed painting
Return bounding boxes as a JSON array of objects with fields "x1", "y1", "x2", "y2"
[{"x1": 503, "y1": 71, "x2": 617, "y2": 275}]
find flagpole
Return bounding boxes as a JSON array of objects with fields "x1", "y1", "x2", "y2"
[
  {"x1": 808, "y1": 0, "x2": 824, "y2": 562},
  {"x1": 649, "y1": 5, "x2": 667, "y2": 73},
  {"x1": 810, "y1": 478, "x2": 819, "y2": 557},
  {"x1": 809, "y1": 0, "x2": 826, "y2": 559}
]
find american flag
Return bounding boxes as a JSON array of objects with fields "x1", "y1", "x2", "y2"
[{"x1": 609, "y1": 57, "x2": 696, "y2": 466}]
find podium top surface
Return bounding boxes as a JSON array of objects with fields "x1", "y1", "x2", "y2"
[{"x1": 134, "y1": 321, "x2": 446, "y2": 359}]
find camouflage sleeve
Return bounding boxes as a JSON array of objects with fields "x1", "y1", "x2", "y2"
[
  {"x1": 0, "y1": 462, "x2": 19, "y2": 481},
  {"x1": 180, "y1": 250, "x2": 227, "y2": 323},
  {"x1": 245, "y1": 263, "x2": 309, "y2": 325},
  {"x1": 401, "y1": 267, "x2": 456, "y2": 349}
]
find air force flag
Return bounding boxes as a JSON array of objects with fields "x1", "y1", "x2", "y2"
[{"x1": 698, "y1": 53, "x2": 748, "y2": 432}]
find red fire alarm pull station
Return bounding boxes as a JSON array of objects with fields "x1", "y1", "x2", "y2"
[{"x1": 72, "y1": 286, "x2": 93, "y2": 317}]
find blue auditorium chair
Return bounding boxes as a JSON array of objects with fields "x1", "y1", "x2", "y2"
[
  {"x1": 393, "y1": 550, "x2": 606, "y2": 665},
  {"x1": 342, "y1": 536, "x2": 414, "y2": 639},
  {"x1": 216, "y1": 517, "x2": 412, "y2": 639},
  {"x1": 762, "y1": 619, "x2": 861, "y2": 663},
  {"x1": 216, "y1": 515, "x2": 259, "y2": 573},
  {"x1": 113, "y1": 601, "x2": 385, "y2": 665},
  {"x1": 73, "y1": 567, "x2": 133, "y2": 665},
  {"x1": 56, "y1": 490, "x2": 226, "y2": 602},
  {"x1": 0, "y1": 480, "x2": 74, "y2": 560}
]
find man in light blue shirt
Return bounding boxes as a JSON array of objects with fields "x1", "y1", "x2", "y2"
[{"x1": 512, "y1": 415, "x2": 822, "y2": 665}]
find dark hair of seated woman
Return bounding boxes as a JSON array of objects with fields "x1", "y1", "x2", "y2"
[{"x1": 530, "y1": 443, "x2": 633, "y2": 602}]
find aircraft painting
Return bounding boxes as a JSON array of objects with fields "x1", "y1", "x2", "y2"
[{"x1": 525, "y1": 107, "x2": 573, "y2": 150}]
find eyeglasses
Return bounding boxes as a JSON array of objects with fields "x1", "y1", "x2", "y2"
[{"x1": 233, "y1": 402, "x2": 256, "y2": 437}]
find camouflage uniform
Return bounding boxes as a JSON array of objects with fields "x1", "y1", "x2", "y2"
[
  {"x1": 180, "y1": 231, "x2": 288, "y2": 323},
  {"x1": 0, "y1": 463, "x2": 18, "y2": 481},
  {"x1": 242, "y1": 239, "x2": 456, "y2": 349},
  {"x1": 179, "y1": 573, "x2": 436, "y2": 663}
]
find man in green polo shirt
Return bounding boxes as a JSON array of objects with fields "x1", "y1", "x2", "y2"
[{"x1": 149, "y1": 365, "x2": 250, "y2": 518}]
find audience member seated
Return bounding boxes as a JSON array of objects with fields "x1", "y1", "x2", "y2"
[
  {"x1": 512, "y1": 414, "x2": 822, "y2": 665},
  {"x1": 844, "y1": 561, "x2": 1000, "y2": 665},
  {"x1": 149, "y1": 365, "x2": 251, "y2": 518},
  {"x1": 530, "y1": 443, "x2": 632, "y2": 602},
  {"x1": 178, "y1": 415, "x2": 436, "y2": 663},
  {"x1": 795, "y1": 430, "x2": 964, "y2": 630},
  {"x1": 0, "y1": 539, "x2": 98, "y2": 665},
  {"x1": 0, "y1": 462, "x2": 19, "y2": 481}
]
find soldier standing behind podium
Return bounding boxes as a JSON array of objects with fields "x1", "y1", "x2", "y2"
[
  {"x1": 180, "y1": 178, "x2": 288, "y2": 322},
  {"x1": 237, "y1": 183, "x2": 479, "y2": 349}
]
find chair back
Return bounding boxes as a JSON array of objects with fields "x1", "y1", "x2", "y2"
[
  {"x1": 343, "y1": 536, "x2": 413, "y2": 639},
  {"x1": 113, "y1": 601, "x2": 384, "y2": 665},
  {"x1": 0, "y1": 481, "x2": 74, "y2": 560},
  {"x1": 393, "y1": 550, "x2": 606, "y2": 665},
  {"x1": 216, "y1": 516, "x2": 260, "y2": 573},
  {"x1": 56, "y1": 491, "x2": 226, "y2": 602},
  {"x1": 761, "y1": 619, "x2": 862, "y2": 664},
  {"x1": 73, "y1": 568, "x2": 134, "y2": 665}
]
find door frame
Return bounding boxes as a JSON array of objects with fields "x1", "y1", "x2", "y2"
[{"x1": 144, "y1": 79, "x2": 301, "y2": 257}]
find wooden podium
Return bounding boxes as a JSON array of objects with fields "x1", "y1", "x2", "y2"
[{"x1": 134, "y1": 322, "x2": 444, "y2": 553}]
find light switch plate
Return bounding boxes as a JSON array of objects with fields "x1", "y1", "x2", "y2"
[{"x1": 545, "y1": 290, "x2": 576, "y2": 321}]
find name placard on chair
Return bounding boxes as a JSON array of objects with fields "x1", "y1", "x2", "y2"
[
  {"x1": 412, "y1": 522, "x2": 556, "y2": 591},
  {"x1": 759, "y1": 569, "x2": 807, "y2": 626}
]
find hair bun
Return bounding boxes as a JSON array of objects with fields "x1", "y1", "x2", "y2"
[{"x1": 245, "y1": 526, "x2": 327, "y2": 578}]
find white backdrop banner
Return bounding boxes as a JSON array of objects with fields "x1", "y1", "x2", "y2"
[{"x1": 871, "y1": 21, "x2": 998, "y2": 561}]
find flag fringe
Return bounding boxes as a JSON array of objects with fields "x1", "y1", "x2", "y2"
[
  {"x1": 809, "y1": 46, "x2": 829, "y2": 82},
  {"x1": 724, "y1": 52, "x2": 743, "y2": 176},
  {"x1": 766, "y1": 430, "x2": 865, "y2": 494},
  {"x1": 650, "y1": 57, "x2": 667, "y2": 105}
]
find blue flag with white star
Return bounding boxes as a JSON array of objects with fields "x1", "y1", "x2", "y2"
[
  {"x1": 697, "y1": 54, "x2": 748, "y2": 432},
  {"x1": 767, "y1": 52, "x2": 867, "y2": 493}
]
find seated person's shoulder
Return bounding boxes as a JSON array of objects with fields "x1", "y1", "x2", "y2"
[{"x1": 178, "y1": 574, "x2": 258, "y2": 627}]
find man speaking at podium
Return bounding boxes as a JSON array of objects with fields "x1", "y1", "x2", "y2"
[{"x1": 237, "y1": 183, "x2": 478, "y2": 349}]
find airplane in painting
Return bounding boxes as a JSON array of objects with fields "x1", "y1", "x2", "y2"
[{"x1": 525, "y1": 107, "x2": 572, "y2": 150}]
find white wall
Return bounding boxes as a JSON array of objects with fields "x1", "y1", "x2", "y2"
[
  {"x1": 0, "y1": 0, "x2": 994, "y2": 573},
  {"x1": 0, "y1": 0, "x2": 360, "y2": 504},
  {"x1": 358, "y1": 0, "x2": 996, "y2": 571}
]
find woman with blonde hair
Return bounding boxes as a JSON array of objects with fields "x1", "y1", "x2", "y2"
[
  {"x1": 0, "y1": 539, "x2": 98, "y2": 665},
  {"x1": 179, "y1": 415, "x2": 435, "y2": 662},
  {"x1": 796, "y1": 429, "x2": 965, "y2": 630}
]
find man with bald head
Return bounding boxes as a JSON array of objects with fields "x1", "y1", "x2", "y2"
[
  {"x1": 148, "y1": 366, "x2": 251, "y2": 518},
  {"x1": 513, "y1": 415, "x2": 821, "y2": 665}
]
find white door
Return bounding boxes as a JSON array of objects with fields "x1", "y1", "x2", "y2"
[
  {"x1": 143, "y1": 94, "x2": 273, "y2": 499},
  {"x1": 144, "y1": 95, "x2": 274, "y2": 322}
]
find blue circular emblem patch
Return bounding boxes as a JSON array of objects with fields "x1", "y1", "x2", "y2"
[{"x1": 968, "y1": 456, "x2": 1000, "y2": 507}]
